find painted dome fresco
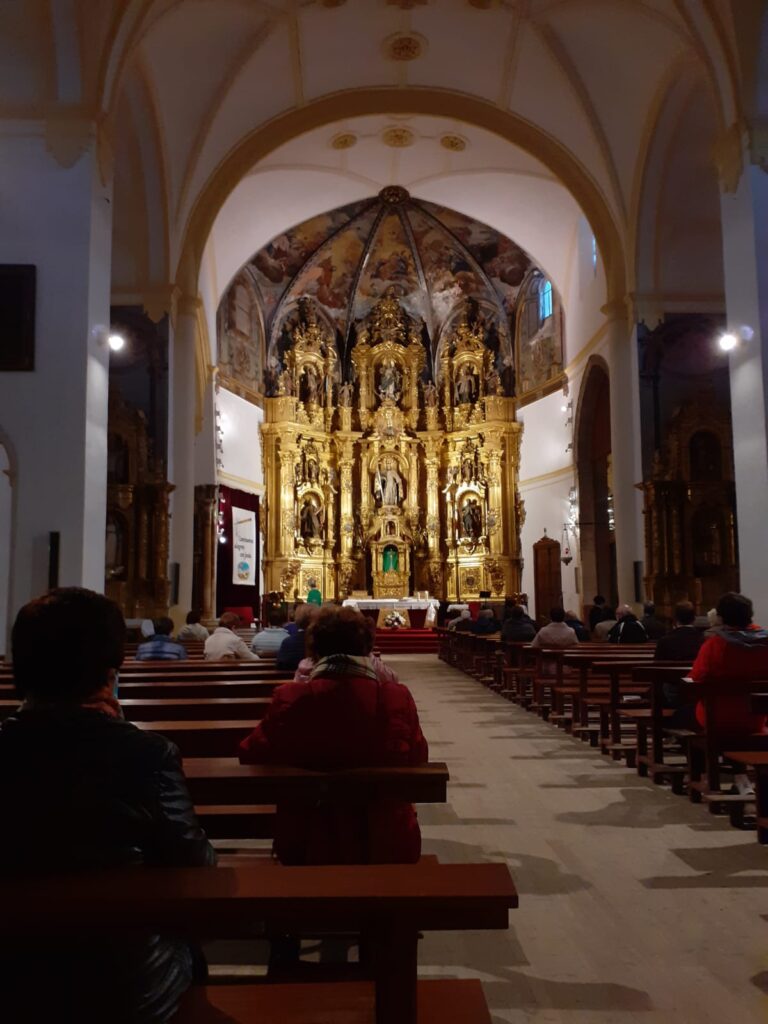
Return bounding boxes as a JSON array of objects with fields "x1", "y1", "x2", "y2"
[{"x1": 217, "y1": 187, "x2": 562, "y2": 400}]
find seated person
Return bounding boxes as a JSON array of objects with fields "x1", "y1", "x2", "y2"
[
  {"x1": 293, "y1": 617, "x2": 399, "y2": 686},
  {"x1": 177, "y1": 609, "x2": 209, "y2": 643},
  {"x1": 531, "y1": 607, "x2": 578, "y2": 650},
  {"x1": 251, "y1": 608, "x2": 290, "y2": 657},
  {"x1": 564, "y1": 610, "x2": 589, "y2": 642},
  {"x1": 607, "y1": 605, "x2": 648, "y2": 644},
  {"x1": 641, "y1": 602, "x2": 667, "y2": 641},
  {"x1": 655, "y1": 601, "x2": 705, "y2": 663},
  {"x1": 501, "y1": 604, "x2": 536, "y2": 643},
  {"x1": 588, "y1": 595, "x2": 607, "y2": 632},
  {"x1": 472, "y1": 607, "x2": 500, "y2": 635},
  {"x1": 690, "y1": 591, "x2": 768, "y2": 736},
  {"x1": 240, "y1": 606, "x2": 428, "y2": 865},
  {"x1": 204, "y1": 612, "x2": 260, "y2": 661},
  {"x1": 0, "y1": 588, "x2": 215, "y2": 1023},
  {"x1": 136, "y1": 616, "x2": 187, "y2": 661},
  {"x1": 451, "y1": 609, "x2": 474, "y2": 633},
  {"x1": 283, "y1": 601, "x2": 304, "y2": 637},
  {"x1": 593, "y1": 607, "x2": 617, "y2": 641},
  {"x1": 276, "y1": 604, "x2": 318, "y2": 671}
]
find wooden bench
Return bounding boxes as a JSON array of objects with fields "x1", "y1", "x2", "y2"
[
  {"x1": 134, "y1": 720, "x2": 254, "y2": 757},
  {"x1": 120, "y1": 697, "x2": 272, "y2": 722},
  {"x1": 0, "y1": 861, "x2": 518, "y2": 1024},
  {"x1": 185, "y1": 760, "x2": 449, "y2": 842}
]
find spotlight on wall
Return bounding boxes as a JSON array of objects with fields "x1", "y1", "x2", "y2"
[
  {"x1": 108, "y1": 333, "x2": 126, "y2": 352},
  {"x1": 718, "y1": 332, "x2": 738, "y2": 352}
]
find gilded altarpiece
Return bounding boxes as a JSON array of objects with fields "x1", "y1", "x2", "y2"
[{"x1": 261, "y1": 296, "x2": 523, "y2": 601}]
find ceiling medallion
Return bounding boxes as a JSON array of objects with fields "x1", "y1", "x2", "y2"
[
  {"x1": 331, "y1": 132, "x2": 358, "y2": 150},
  {"x1": 382, "y1": 127, "x2": 415, "y2": 148},
  {"x1": 379, "y1": 185, "x2": 411, "y2": 205},
  {"x1": 440, "y1": 134, "x2": 468, "y2": 152},
  {"x1": 384, "y1": 32, "x2": 426, "y2": 62}
]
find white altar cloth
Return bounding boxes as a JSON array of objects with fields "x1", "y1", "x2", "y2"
[{"x1": 342, "y1": 597, "x2": 439, "y2": 626}]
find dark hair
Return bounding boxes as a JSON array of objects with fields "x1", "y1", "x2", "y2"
[
  {"x1": 268, "y1": 608, "x2": 287, "y2": 628},
  {"x1": 716, "y1": 592, "x2": 753, "y2": 630},
  {"x1": 604, "y1": 607, "x2": 616, "y2": 620},
  {"x1": 186, "y1": 609, "x2": 202, "y2": 625},
  {"x1": 306, "y1": 607, "x2": 371, "y2": 660},
  {"x1": 674, "y1": 601, "x2": 696, "y2": 626},
  {"x1": 549, "y1": 607, "x2": 566, "y2": 623},
  {"x1": 152, "y1": 617, "x2": 174, "y2": 636},
  {"x1": 12, "y1": 588, "x2": 125, "y2": 701},
  {"x1": 593, "y1": 595, "x2": 605, "y2": 606},
  {"x1": 643, "y1": 602, "x2": 655, "y2": 616},
  {"x1": 510, "y1": 605, "x2": 525, "y2": 620}
]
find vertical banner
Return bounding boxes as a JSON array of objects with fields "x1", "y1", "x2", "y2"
[{"x1": 232, "y1": 507, "x2": 257, "y2": 586}]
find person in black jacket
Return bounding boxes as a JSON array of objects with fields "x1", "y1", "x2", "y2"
[
  {"x1": 640, "y1": 602, "x2": 667, "y2": 641},
  {"x1": 654, "y1": 601, "x2": 705, "y2": 662},
  {"x1": 276, "y1": 603, "x2": 319, "y2": 670},
  {"x1": 588, "y1": 595, "x2": 608, "y2": 632},
  {"x1": 607, "y1": 604, "x2": 649, "y2": 644},
  {"x1": 501, "y1": 605, "x2": 536, "y2": 642},
  {"x1": 0, "y1": 587, "x2": 215, "y2": 1024}
]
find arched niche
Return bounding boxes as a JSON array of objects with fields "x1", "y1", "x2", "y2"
[{"x1": 575, "y1": 357, "x2": 616, "y2": 611}]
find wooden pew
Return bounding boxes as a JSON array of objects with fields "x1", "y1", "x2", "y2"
[
  {"x1": 134, "y1": 720, "x2": 254, "y2": 757},
  {"x1": 120, "y1": 697, "x2": 272, "y2": 722},
  {"x1": 184, "y1": 760, "x2": 449, "y2": 842},
  {"x1": 723, "y1": 749, "x2": 768, "y2": 843},
  {"x1": 629, "y1": 664, "x2": 692, "y2": 791},
  {"x1": 0, "y1": 860, "x2": 518, "y2": 1024}
]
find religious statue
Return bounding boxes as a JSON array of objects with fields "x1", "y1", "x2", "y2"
[
  {"x1": 382, "y1": 544, "x2": 399, "y2": 573},
  {"x1": 422, "y1": 380, "x2": 438, "y2": 407},
  {"x1": 442, "y1": 466, "x2": 458, "y2": 494},
  {"x1": 277, "y1": 369, "x2": 293, "y2": 396},
  {"x1": 338, "y1": 381, "x2": 354, "y2": 407},
  {"x1": 304, "y1": 364, "x2": 321, "y2": 405},
  {"x1": 486, "y1": 366, "x2": 501, "y2": 396},
  {"x1": 461, "y1": 453, "x2": 474, "y2": 483},
  {"x1": 299, "y1": 496, "x2": 323, "y2": 542},
  {"x1": 376, "y1": 459, "x2": 404, "y2": 506},
  {"x1": 454, "y1": 364, "x2": 477, "y2": 405},
  {"x1": 461, "y1": 497, "x2": 483, "y2": 540},
  {"x1": 378, "y1": 359, "x2": 402, "y2": 403}
]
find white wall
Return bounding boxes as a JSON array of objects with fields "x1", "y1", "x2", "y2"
[
  {"x1": 0, "y1": 127, "x2": 112, "y2": 619},
  {"x1": 216, "y1": 388, "x2": 264, "y2": 490},
  {"x1": 0, "y1": 446, "x2": 11, "y2": 656}
]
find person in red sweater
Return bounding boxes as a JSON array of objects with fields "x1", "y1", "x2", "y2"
[
  {"x1": 690, "y1": 592, "x2": 768, "y2": 735},
  {"x1": 239, "y1": 605, "x2": 428, "y2": 865}
]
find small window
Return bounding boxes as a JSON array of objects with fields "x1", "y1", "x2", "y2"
[
  {"x1": 539, "y1": 279, "x2": 553, "y2": 323},
  {"x1": 591, "y1": 235, "x2": 598, "y2": 273}
]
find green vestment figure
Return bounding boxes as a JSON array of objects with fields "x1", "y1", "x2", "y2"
[
  {"x1": 383, "y1": 546, "x2": 399, "y2": 573},
  {"x1": 307, "y1": 587, "x2": 322, "y2": 605}
]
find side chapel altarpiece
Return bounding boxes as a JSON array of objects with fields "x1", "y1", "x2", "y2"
[{"x1": 261, "y1": 293, "x2": 523, "y2": 600}]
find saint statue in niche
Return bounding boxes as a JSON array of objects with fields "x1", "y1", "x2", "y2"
[
  {"x1": 454, "y1": 364, "x2": 478, "y2": 405},
  {"x1": 303, "y1": 364, "x2": 321, "y2": 405},
  {"x1": 422, "y1": 380, "x2": 438, "y2": 407},
  {"x1": 383, "y1": 545, "x2": 399, "y2": 573},
  {"x1": 461, "y1": 497, "x2": 483, "y2": 539},
  {"x1": 338, "y1": 381, "x2": 354, "y2": 407},
  {"x1": 377, "y1": 359, "x2": 402, "y2": 403},
  {"x1": 300, "y1": 496, "x2": 324, "y2": 542},
  {"x1": 375, "y1": 459, "x2": 404, "y2": 506}
]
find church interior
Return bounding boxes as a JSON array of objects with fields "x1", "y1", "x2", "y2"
[{"x1": 1, "y1": 1, "x2": 768, "y2": 1021}]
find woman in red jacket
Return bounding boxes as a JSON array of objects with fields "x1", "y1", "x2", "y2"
[{"x1": 239, "y1": 605, "x2": 428, "y2": 865}]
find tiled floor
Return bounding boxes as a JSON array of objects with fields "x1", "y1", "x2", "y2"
[{"x1": 392, "y1": 654, "x2": 768, "y2": 1023}]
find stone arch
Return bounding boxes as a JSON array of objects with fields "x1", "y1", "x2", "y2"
[
  {"x1": 574, "y1": 356, "x2": 615, "y2": 611},
  {"x1": 174, "y1": 89, "x2": 627, "y2": 309}
]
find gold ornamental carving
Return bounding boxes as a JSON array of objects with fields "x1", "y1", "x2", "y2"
[{"x1": 260, "y1": 294, "x2": 522, "y2": 601}]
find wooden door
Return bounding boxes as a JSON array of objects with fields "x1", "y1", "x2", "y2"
[{"x1": 533, "y1": 534, "x2": 563, "y2": 622}]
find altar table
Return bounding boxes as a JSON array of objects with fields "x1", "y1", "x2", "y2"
[{"x1": 342, "y1": 597, "x2": 439, "y2": 629}]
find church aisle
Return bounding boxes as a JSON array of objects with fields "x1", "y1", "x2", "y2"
[{"x1": 390, "y1": 655, "x2": 768, "y2": 1023}]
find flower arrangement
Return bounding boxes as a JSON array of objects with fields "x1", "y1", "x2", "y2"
[{"x1": 384, "y1": 611, "x2": 407, "y2": 630}]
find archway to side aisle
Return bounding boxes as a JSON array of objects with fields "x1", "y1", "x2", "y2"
[{"x1": 575, "y1": 357, "x2": 615, "y2": 611}]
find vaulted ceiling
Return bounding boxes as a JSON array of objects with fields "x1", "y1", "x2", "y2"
[{"x1": 0, "y1": 0, "x2": 761, "y2": 315}]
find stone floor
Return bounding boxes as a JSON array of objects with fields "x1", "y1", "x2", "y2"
[{"x1": 392, "y1": 654, "x2": 768, "y2": 1023}]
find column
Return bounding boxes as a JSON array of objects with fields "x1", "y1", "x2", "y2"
[
  {"x1": 604, "y1": 302, "x2": 645, "y2": 608},
  {"x1": 168, "y1": 296, "x2": 198, "y2": 621},
  {"x1": 720, "y1": 152, "x2": 768, "y2": 619},
  {"x1": 0, "y1": 123, "x2": 112, "y2": 622}
]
